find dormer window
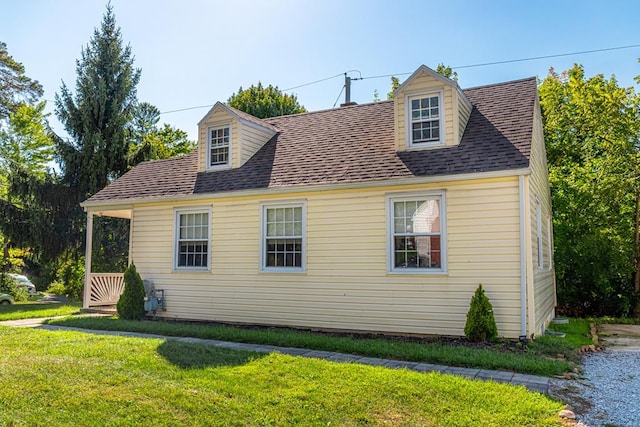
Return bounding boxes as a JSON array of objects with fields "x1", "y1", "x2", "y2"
[
  {"x1": 207, "y1": 125, "x2": 231, "y2": 168},
  {"x1": 408, "y1": 93, "x2": 443, "y2": 146}
]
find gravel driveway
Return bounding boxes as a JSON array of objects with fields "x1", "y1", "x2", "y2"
[{"x1": 550, "y1": 324, "x2": 640, "y2": 426}]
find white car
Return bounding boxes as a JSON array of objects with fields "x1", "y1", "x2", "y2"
[{"x1": 9, "y1": 274, "x2": 37, "y2": 295}]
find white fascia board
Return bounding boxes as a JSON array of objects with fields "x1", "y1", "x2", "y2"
[{"x1": 82, "y1": 168, "x2": 531, "y2": 210}]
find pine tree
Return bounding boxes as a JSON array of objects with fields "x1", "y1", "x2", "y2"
[{"x1": 55, "y1": 4, "x2": 141, "y2": 197}]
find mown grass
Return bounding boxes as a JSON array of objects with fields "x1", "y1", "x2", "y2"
[
  {"x1": 594, "y1": 316, "x2": 640, "y2": 325},
  {"x1": 527, "y1": 318, "x2": 592, "y2": 365},
  {"x1": 49, "y1": 316, "x2": 572, "y2": 376},
  {"x1": 0, "y1": 302, "x2": 81, "y2": 321},
  {"x1": 0, "y1": 326, "x2": 565, "y2": 426}
]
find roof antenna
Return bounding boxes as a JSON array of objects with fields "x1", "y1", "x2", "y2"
[{"x1": 340, "y1": 70, "x2": 361, "y2": 107}]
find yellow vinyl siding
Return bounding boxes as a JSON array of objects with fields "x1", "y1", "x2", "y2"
[
  {"x1": 458, "y1": 94, "x2": 472, "y2": 142},
  {"x1": 528, "y1": 98, "x2": 556, "y2": 336},
  {"x1": 129, "y1": 176, "x2": 524, "y2": 338},
  {"x1": 239, "y1": 124, "x2": 275, "y2": 165}
]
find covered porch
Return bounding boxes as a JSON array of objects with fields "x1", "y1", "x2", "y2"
[{"x1": 82, "y1": 206, "x2": 132, "y2": 309}]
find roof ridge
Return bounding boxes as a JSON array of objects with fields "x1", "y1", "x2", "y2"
[
  {"x1": 265, "y1": 99, "x2": 394, "y2": 122},
  {"x1": 137, "y1": 150, "x2": 197, "y2": 166},
  {"x1": 463, "y1": 76, "x2": 537, "y2": 91}
]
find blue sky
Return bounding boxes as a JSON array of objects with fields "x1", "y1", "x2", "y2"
[{"x1": 2, "y1": 0, "x2": 639, "y2": 141}]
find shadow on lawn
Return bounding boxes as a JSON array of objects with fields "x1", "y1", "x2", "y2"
[{"x1": 157, "y1": 339, "x2": 266, "y2": 369}]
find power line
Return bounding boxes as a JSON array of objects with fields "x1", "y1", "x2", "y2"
[
  {"x1": 451, "y1": 43, "x2": 640, "y2": 70},
  {"x1": 282, "y1": 73, "x2": 344, "y2": 92},
  {"x1": 158, "y1": 73, "x2": 346, "y2": 115},
  {"x1": 160, "y1": 104, "x2": 213, "y2": 115},
  {"x1": 156, "y1": 43, "x2": 640, "y2": 115}
]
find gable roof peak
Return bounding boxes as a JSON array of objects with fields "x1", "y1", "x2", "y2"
[
  {"x1": 393, "y1": 64, "x2": 460, "y2": 95},
  {"x1": 197, "y1": 101, "x2": 279, "y2": 132}
]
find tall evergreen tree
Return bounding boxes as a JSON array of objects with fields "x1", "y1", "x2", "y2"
[{"x1": 55, "y1": 4, "x2": 141, "y2": 198}]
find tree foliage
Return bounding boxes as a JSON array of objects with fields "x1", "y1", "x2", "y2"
[
  {"x1": 0, "y1": 41, "x2": 43, "y2": 120},
  {"x1": 228, "y1": 82, "x2": 306, "y2": 119},
  {"x1": 128, "y1": 102, "x2": 195, "y2": 165},
  {"x1": 539, "y1": 64, "x2": 640, "y2": 316},
  {"x1": 55, "y1": 4, "x2": 141, "y2": 197},
  {"x1": 435, "y1": 63, "x2": 458, "y2": 81},
  {"x1": 386, "y1": 76, "x2": 400, "y2": 100}
]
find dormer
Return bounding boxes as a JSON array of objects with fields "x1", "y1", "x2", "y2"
[
  {"x1": 196, "y1": 102, "x2": 278, "y2": 172},
  {"x1": 393, "y1": 65, "x2": 473, "y2": 152}
]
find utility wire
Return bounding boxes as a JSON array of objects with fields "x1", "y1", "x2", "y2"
[
  {"x1": 451, "y1": 43, "x2": 640, "y2": 70},
  {"x1": 157, "y1": 43, "x2": 640, "y2": 115},
  {"x1": 332, "y1": 85, "x2": 346, "y2": 108},
  {"x1": 282, "y1": 73, "x2": 344, "y2": 91}
]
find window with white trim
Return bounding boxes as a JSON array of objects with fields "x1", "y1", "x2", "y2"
[
  {"x1": 409, "y1": 94, "x2": 442, "y2": 145},
  {"x1": 389, "y1": 194, "x2": 444, "y2": 271},
  {"x1": 536, "y1": 201, "x2": 543, "y2": 270},
  {"x1": 208, "y1": 126, "x2": 230, "y2": 168},
  {"x1": 547, "y1": 215, "x2": 553, "y2": 271},
  {"x1": 175, "y1": 209, "x2": 210, "y2": 269},
  {"x1": 262, "y1": 203, "x2": 305, "y2": 271}
]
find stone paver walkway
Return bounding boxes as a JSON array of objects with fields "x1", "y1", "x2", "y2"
[{"x1": 1, "y1": 317, "x2": 550, "y2": 393}]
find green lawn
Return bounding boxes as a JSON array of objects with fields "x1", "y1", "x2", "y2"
[
  {"x1": 0, "y1": 302, "x2": 81, "y2": 321},
  {"x1": 0, "y1": 326, "x2": 565, "y2": 426},
  {"x1": 49, "y1": 315, "x2": 573, "y2": 376}
]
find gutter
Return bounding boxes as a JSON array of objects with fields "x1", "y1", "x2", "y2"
[
  {"x1": 82, "y1": 167, "x2": 531, "y2": 211},
  {"x1": 518, "y1": 174, "x2": 527, "y2": 338}
]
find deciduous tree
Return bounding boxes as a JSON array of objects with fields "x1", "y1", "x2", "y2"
[
  {"x1": 0, "y1": 41, "x2": 43, "y2": 120},
  {"x1": 539, "y1": 64, "x2": 640, "y2": 316},
  {"x1": 228, "y1": 82, "x2": 306, "y2": 119}
]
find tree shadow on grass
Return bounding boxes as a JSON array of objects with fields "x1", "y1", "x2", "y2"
[{"x1": 157, "y1": 339, "x2": 266, "y2": 369}]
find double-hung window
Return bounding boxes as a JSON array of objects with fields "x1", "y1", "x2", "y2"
[
  {"x1": 261, "y1": 202, "x2": 305, "y2": 271},
  {"x1": 389, "y1": 193, "x2": 445, "y2": 272},
  {"x1": 208, "y1": 125, "x2": 230, "y2": 168},
  {"x1": 536, "y1": 200, "x2": 543, "y2": 270},
  {"x1": 409, "y1": 93, "x2": 442, "y2": 146},
  {"x1": 175, "y1": 208, "x2": 210, "y2": 270}
]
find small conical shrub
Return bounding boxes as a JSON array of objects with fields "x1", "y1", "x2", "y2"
[
  {"x1": 464, "y1": 284, "x2": 498, "y2": 342},
  {"x1": 116, "y1": 263, "x2": 146, "y2": 320}
]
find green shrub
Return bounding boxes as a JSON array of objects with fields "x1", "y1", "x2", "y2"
[
  {"x1": 13, "y1": 286, "x2": 29, "y2": 302},
  {"x1": 116, "y1": 263, "x2": 146, "y2": 320},
  {"x1": 0, "y1": 272, "x2": 18, "y2": 297},
  {"x1": 46, "y1": 281, "x2": 67, "y2": 296},
  {"x1": 56, "y1": 258, "x2": 85, "y2": 300},
  {"x1": 464, "y1": 284, "x2": 498, "y2": 342}
]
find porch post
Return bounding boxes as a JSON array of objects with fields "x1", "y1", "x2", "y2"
[{"x1": 83, "y1": 211, "x2": 94, "y2": 309}]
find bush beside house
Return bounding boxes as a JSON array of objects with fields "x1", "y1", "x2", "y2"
[
  {"x1": 464, "y1": 284, "x2": 498, "y2": 342},
  {"x1": 116, "y1": 263, "x2": 146, "y2": 320}
]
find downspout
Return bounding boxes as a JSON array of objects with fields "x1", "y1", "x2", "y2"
[{"x1": 518, "y1": 175, "x2": 527, "y2": 338}]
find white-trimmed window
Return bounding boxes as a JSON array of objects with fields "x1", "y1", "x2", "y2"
[
  {"x1": 261, "y1": 202, "x2": 305, "y2": 271},
  {"x1": 207, "y1": 125, "x2": 230, "y2": 168},
  {"x1": 175, "y1": 208, "x2": 210, "y2": 270},
  {"x1": 547, "y1": 215, "x2": 553, "y2": 271},
  {"x1": 388, "y1": 193, "x2": 445, "y2": 272},
  {"x1": 408, "y1": 93, "x2": 443, "y2": 146},
  {"x1": 536, "y1": 200, "x2": 543, "y2": 270}
]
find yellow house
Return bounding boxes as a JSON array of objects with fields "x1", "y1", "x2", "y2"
[{"x1": 81, "y1": 65, "x2": 556, "y2": 339}]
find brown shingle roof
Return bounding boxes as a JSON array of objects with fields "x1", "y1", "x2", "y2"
[{"x1": 85, "y1": 77, "x2": 536, "y2": 204}]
